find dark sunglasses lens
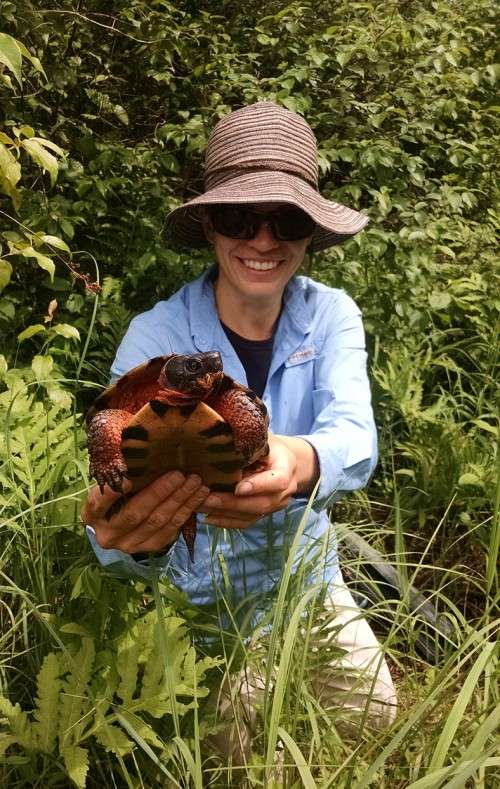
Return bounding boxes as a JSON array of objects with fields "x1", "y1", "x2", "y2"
[
  {"x1": 209, "y1": 206, "x2": 251, "y2": 238},
  {"x1": 273, "y1": 209, "x2": 315, "y2": 240},
  {"x1": 209, "y1": 205, "x2": 315, "y2": 240}
]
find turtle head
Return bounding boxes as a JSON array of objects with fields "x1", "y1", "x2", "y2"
[{"x1": 158, "y1": 352, "x2": 224, "y2": 399}]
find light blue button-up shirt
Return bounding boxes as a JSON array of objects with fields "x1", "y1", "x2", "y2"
[{"x1": 87, "y1": 268, "x2": 377, "y2": 606}]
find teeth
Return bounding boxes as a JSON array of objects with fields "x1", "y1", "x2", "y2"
[{"x1": 241, "y1": 259, "x2": 280, "y2": 271}]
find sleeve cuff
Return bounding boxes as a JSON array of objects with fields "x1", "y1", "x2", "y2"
[
  {"x1": 297, "y1": 432, "x2": 377, "y2": 509},
  {"x1": 85, "y1": 525, "x2": 171, "y2": 582}
]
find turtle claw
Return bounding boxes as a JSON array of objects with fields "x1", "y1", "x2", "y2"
[{"x1": 91, "y1": 463, "x2": 128, "y2": 494}]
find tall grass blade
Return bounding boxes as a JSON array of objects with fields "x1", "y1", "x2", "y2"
[
  {"x1": 277, "y1": 725, "x2": 317, "y2": 788},
  {"x1": 114, "y1": 712, "x2": 181, "y2": 786},
  {"x1": 428, "y1": 641, "x2": 496, "y2": 771},
  {"x1": 265, "y1": 586, "x2": 318, "y2": 769},
  {"x1": 150, "y1": 563, "x2": 180, "y2": 737}
]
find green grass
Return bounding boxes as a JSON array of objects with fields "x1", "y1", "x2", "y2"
[{"x1": 1, "y1": 325, "x2": 499, "y2": 787}]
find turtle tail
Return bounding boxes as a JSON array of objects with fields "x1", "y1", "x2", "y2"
[{"x1": 181, "y1": 514, "x2": 197, "y2": 562}]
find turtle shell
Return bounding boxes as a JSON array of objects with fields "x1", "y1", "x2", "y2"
[
  {"x1": 121, "y1": 399, "x2": 246, "y2": 492},
  {"x1": 87, "y1": 354, "x2": 269, "y2": 496}
]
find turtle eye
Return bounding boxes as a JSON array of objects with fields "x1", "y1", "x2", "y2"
[{"x1": 185, "y1": 358, "x2": 202, "y2": 373}]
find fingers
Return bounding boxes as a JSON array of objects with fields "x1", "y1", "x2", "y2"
[
  {"x1": 200, "y1": 509, "x2": 267, "y2": 530},
  {"x1": 82, "y1": 472, "x2": 210, "y2": 554},
  {"x1": 234, "y1": 466, "x2": 294, "y2": 497}
]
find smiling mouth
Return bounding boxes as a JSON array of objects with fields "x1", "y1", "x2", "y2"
[{"x1": 239, "y1": 258, "x2": 282, "y2": 271}]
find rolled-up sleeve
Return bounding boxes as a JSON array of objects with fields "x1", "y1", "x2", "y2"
[{"x1": 295, "y1": 292, "x2": 377, "y2": 506}]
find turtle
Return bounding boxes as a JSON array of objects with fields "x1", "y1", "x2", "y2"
[{"x1": 86, "y1": 352, "x2": 270, "y2": 559}]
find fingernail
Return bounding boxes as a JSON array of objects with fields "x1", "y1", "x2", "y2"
[
  {"x1": 236, "y1": 481, "x2": 253, "y2": 495},
  {"x1": 204, "y1": 494, "x2": 221, "y2": 507}
]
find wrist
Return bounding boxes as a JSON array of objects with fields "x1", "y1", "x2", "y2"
[{"x1": 274, "y1": 435, "x2": 319, "y2": 495}]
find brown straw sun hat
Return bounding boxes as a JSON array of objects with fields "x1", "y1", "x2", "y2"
[{"x1": 164, "y1": 101, "x2": 369, "y2": 252}]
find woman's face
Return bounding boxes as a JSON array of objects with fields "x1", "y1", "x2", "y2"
[{"x1": 203, "y1": 203, "x2": 312, "y2": 304}]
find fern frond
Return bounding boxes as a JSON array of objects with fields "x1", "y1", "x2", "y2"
[
  {"x1": 32, "y1": 651, "x2": 63, "y2": 753},
  {"x1": 0, "y1": 696, "x2": 34, "y2": 750},
  {"x1": 58, "y1": 637, "x2": 95, "y2": 749},
  {"x1": 93, "y1": 720, "x2": 134, "y2": 757},
  {"x1": 61, "y1": 744, "x2": 89, "y2": 789}
]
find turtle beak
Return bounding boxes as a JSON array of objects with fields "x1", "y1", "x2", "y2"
[{"x1": 204, "y1": 352, "x2": 222, "y2": 372}]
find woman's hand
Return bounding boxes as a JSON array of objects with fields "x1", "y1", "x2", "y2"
[
  {"x1": 81, "y1": 471, "x2": 210, "y2": 555},
  {"x1": 199, "y1": 434, "x2": 315, "y2": 530}
]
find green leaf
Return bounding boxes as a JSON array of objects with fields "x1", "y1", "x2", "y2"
[
  {"x1": 113, "y1": 104, "x2": 129, "y2": 125},
  {"x1": 0, "y1": 142, "x2": 22, "y2": 206},
  {"x1": 32, "y1": 653, "x2": 62, "y2": 753},
  {"x1": 429, "y1": 292, "x2": 451, "y2": 310},
  {"x1": 18, "y1": 324, "x2": 46, "y2": 342},
  {"x1": 32, "y1": 354, "x2": 54, "y2": 381},
  {"x1": 46, "y1": 385, "x2": 72, "y2": 411},
  {"x1": 458, "y1": 473, "x2": 483, "y2": 488},
  {"x1": 277, "y1": 727, "x2": 317, "y2": 788},
  {"x1": 0, "y1": 259, "x2": 12, "y2": 292},
  {"x1": 53, "y1": 323, "x2": 80, "y2": 341},
  {"x1": 20, "y1": 247, "x2": 55, "y2": 279},
  {"x1": 0, "y1": 33, "x2": 22, "y2": 87},
  {"x1": 62, "y1": 745, "x2": 89, "y2": 789},
  {"x1": 39, "y1": 235, "x2": 71, "y2": 253},
  {"x1": 15, "y1": 39, "x2": 45, "y2": 77},
  {"x1": 429, "y1": 642, "x2": 495, "y2": 770},
  {"x1": 21, "y1": 139, "x2": 60, "y2": 186}
]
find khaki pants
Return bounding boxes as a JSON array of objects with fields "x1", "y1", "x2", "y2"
[{"x1": 207, "y1": 575, "x2": 397, "y2": 771}]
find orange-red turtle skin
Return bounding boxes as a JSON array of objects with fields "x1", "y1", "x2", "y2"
[{"x1": 86, "y1": 352, "x2": 269, "y2": 560}]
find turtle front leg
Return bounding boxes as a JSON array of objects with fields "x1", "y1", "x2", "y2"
[{"x1": 87, "y1": 409, "x2": 132, "y2": 492}]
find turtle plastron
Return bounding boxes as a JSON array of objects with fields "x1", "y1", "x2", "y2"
[{"x1": 86, "y1": 354, "x2": 269, "y2": 562}]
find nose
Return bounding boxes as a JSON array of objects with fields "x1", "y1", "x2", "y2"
[{"x1": 248, "y1": 220, "x2": 281, "y2": 250}]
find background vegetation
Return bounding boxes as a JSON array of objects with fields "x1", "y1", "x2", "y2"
[{"x1": 1, "y1": 1, "x2": 498, "y2": 786}]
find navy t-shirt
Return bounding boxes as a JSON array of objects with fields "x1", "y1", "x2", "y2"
[{"x1": 221, "y1": 322, "x2": 274, "y2": 398}]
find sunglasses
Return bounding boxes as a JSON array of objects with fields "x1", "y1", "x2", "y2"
[{"x1": 208, "y1": 205, "x2": 316, "y2": 241}]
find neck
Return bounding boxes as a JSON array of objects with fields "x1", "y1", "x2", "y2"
[{"x1": 214, "y1": 279, "x2": 281, "y2": 340}]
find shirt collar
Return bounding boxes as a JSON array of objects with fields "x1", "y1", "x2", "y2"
[{"x1": 189, "y1": 265, "x2": 313, "y2": 350}]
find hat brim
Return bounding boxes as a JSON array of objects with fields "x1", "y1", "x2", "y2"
[{"x1": 163, "y1": 171, "x2": 368, "y2": 252}]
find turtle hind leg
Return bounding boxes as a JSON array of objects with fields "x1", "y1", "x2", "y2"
[{"x1": 181, "y1": 514, "x2": 197, "y2": 562}]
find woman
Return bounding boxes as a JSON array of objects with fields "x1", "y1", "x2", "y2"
[{"x1": 82, "y1": 102, "x2": 396, "y2": 754}]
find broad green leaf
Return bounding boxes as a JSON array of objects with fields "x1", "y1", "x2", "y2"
[
  {"x1": 0, "y1": 259, "x2": 12, "y2": 292},
  {"x1": 46, "y1": 385, "x2": 72, "y2": 411},
  {"x1": 15, "y1": 39, "x2": 45, "y2": 76},
  {"x1": 0, "y1": 33, "x2": 22, "y2": 86},
  {"x1": 39, "y1": 234, "x2": 71, "y2": 253},
  {"x1": 18, "y1": 324, "x2": 46, "y2": 342},
  {"x1": 458, "y1": 473, "x2": 483, "y2": 487},
  {"x1": 21, "y1": 139, "x2": 60, "y2": 185},
  {"x1": 32, "y1": 354, "x2": 54, "y2": 381},
  {"x1": 53, "y1": 323, "x2": 80, "y2": 341},
  {"x1": 17, "y1": 125, "x2": 35, "y2": 138},
  {"x1": 429, "y1": 292, "x2": 451, "y2": 310},
  {"x1": 20, "y1": 246, "x2": 55, "y2": 279},
  {"x1": 113, "y1": 104, "x2": 129, "y2": 125},
  {"x1": 30, "y1": 137, "x2": 65, "y2": 156},
  {"x1": 0, "y1": 142, "x2": 21, "y2": 205}
]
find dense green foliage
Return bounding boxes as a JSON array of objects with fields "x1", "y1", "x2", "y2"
[{"x1": 0, "y1": 1, "x2": 498, "y2": 786}]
